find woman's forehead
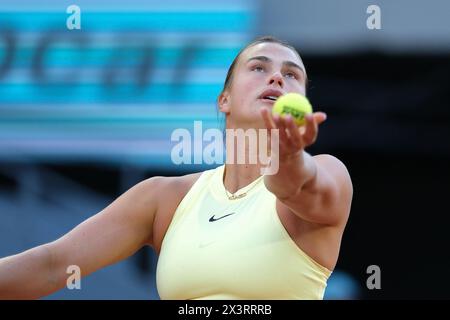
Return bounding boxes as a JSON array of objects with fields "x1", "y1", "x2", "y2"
[{"x1": 240, "y1": 42, "x2": 303, "y2": 66}]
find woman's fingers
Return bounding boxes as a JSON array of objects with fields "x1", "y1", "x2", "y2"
[
  {"x1": 260, "y1": 107, "x2": 276, "y2": 131},
  {"x1": 273, "y1": 113, "x2": 289, "y2": 143},
  {"x1": 313, "y1": 112, "x2": 327, "y2": 125},
  {"x1": 303, "y1": 113, "x2": 319, "y2": 146},
  {"x1": 285, "y1": 115, "x2": 303, "y2": 149},
  {"x1": 261, "y1": 108, "x2": 327, "y2": 152}
]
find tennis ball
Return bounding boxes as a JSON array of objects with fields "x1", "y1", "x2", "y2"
[{"x1": 272, "y1": 93, "x2": 313, "y2": 126}]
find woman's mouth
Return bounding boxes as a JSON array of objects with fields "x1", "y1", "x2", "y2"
[
  {"x1": 258, "y1": 89, "x2": 284, "y2": 104},
  {"x1": 259, "y1": 95, "x2": 279, "y2": 105}
]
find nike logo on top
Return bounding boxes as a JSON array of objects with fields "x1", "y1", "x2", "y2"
[{"x1": 209, "y1": 212, "x2": 236, "y2": 222}]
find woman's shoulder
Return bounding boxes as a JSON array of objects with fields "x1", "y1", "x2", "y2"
[
  {"x1": 151, "y1": 164, "x2": 225, "y2": 196},
  {"x1": 149, "y1": 171, "x2": 204, "y2": 253},
  {"x1": 150, "y1": 171, "x2": 203, "y2": 196}
]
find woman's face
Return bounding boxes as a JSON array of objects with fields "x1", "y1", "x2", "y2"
[{"x1": 219, "y1": 42, "x2": 307, "y2": 129}]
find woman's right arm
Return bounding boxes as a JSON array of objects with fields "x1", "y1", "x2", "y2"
[{"x1": 0, "y1": 176, "x2": 164, "y2": 299}]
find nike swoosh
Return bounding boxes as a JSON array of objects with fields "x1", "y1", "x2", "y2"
[{"x1": 209, "y1": 212, "x2": 236, "y2": 222}]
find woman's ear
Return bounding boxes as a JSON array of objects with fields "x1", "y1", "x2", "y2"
[{"x1": 218, "y1": 91, "x2": 231, "y2": 114}]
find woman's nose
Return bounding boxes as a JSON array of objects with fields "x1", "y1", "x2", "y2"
[{"x1": 268, "y1": 72, "x2": 284, "y2": 87}]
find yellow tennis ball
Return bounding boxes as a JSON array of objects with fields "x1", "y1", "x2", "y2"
[{"x1": 272, "y1": 93, "x2": 313, "y2": 126}]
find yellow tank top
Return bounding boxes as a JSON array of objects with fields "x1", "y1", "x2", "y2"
[{"x1": 156, "y1": 165, "x2": 332, "y2": 299}]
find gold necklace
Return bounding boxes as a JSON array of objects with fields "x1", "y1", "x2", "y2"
[{"x1": 224, "y1": 175, "x2": 265, "y2": 200}]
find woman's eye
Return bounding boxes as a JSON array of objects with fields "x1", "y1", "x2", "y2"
[
  {"x1": 285, "y1": 72, "x2": 296, "y2": 79},
  {"x1": 252, "y1": 66, "x2": 264, "y2": 72}
]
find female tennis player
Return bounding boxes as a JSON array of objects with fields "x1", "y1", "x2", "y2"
[{"x1": 0, "y1": 36, "x2": 353, "y2": 299}]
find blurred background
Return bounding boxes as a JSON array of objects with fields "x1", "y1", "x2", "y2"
[{"x1": 1, "y1": 0, "x2": 449, "y2": 299}]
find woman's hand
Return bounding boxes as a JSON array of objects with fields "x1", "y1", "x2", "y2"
[{"x1": 260, "y1": 107, "x2": 327, "y2": 161}]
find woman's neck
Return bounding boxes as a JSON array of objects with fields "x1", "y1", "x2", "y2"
[
  {"x1": 223, "y1": 163, "x2": 264, "y2": 194},
  {"x1": 222, "y1": 121, "x2": 272, "y2": 193}
]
